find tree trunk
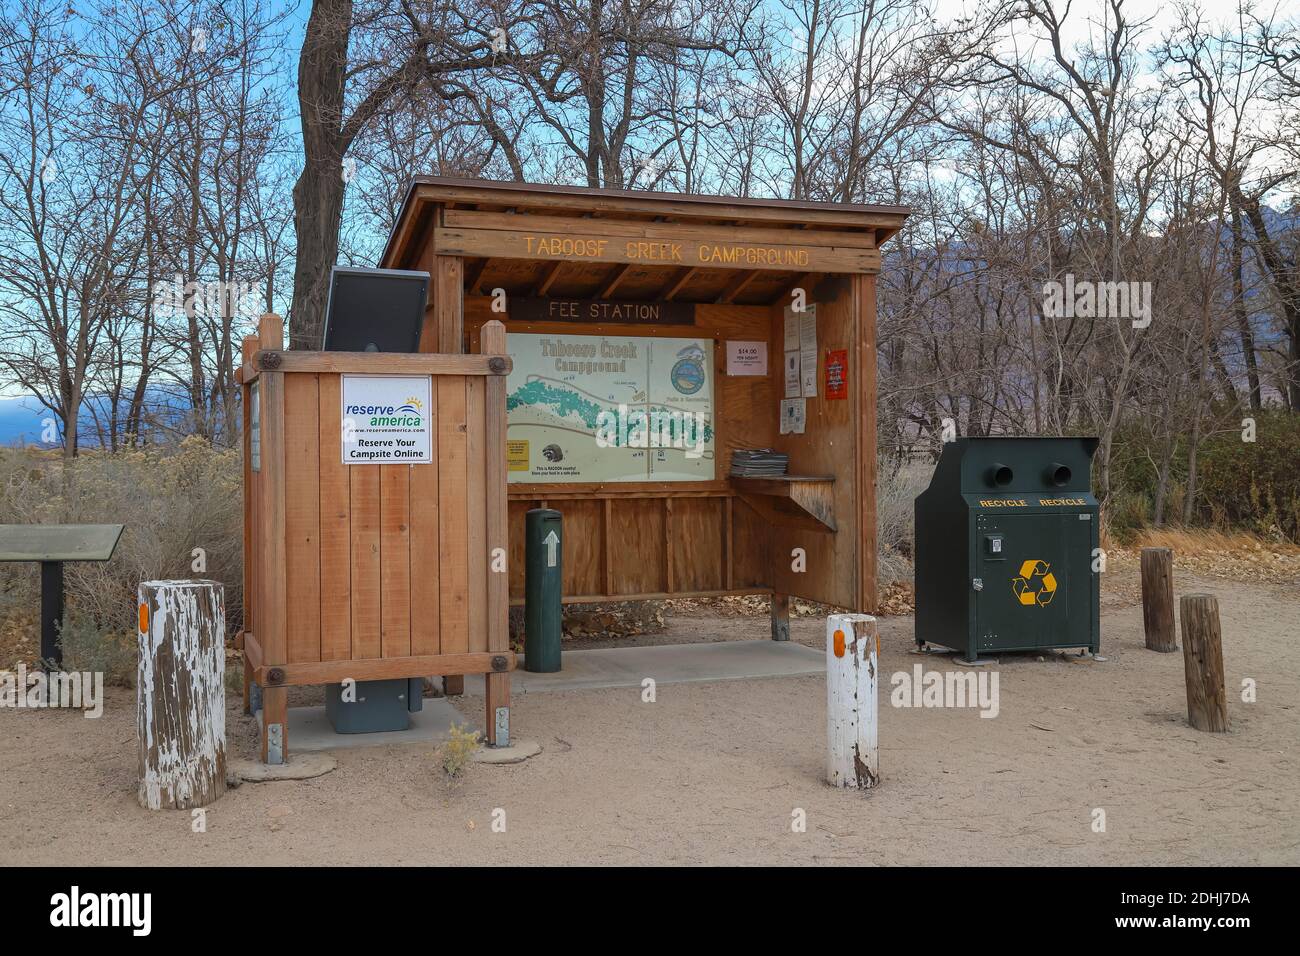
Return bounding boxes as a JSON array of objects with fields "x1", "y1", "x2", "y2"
[
  {"x1": 137, "y1": 580, "x2": 227, "y2": 810},
  {"x1": 1238, "y1": 194, "x2": 1300, "y2": 410},
  {"x1": 289, "y1": 0, "x2": 353, "y2": 350},
  {"x1": 1231, "y1": 205, "x2": 1262, "y2": 410}
]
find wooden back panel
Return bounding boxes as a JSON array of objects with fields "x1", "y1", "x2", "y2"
[{"x1": 241, "y1": 328, "x2": 508, "y2": 669}]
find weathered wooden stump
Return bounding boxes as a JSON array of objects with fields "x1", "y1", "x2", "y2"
[
  {"x1": 137, "y1": 580, "x2": 227, "y2": 809},
  {"x1": 1140, "y1": 547, "x2": 1177, "y2": 652},
  {"x1": 826, "y1": 613, "x2": 879, "y2": 789},
  {"x1": 1179, "y1": 593, "x2": 1229, "y2": 733}
]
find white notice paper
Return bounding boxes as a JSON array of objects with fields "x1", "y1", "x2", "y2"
[
  {"x1": 726, "y1": 340, "x2": 768, "y2": 376},
  {"x1": 783, "y1": 306, "x2": 801, "y2": 351},
  {"x1": 799, "y1": 305, "x2": 818, "y2": 397},
  {"x1": 341, "y1": 374, "x2": 434, "y2": 464},
  {"x1": 783, "y1": 350, "x2": 801, "y2": 398},
  {"x1": 800, "y1": 349, "x2": 818, "y2": 397},
  {"x1": 780, "y1": 398, "x2": 807, "y2": 435},
  {"x1": 798, "y1": 305, "x2": 818, "y2": 348}
]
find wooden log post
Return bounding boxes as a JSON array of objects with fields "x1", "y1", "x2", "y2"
[
  {"x1": 771, "y1": 593, "x2": 791, "y2": 641},
  {"x1": 1140, "y1": 547, "x2": 1177, "y2": 652},
  {"x1": 1180, "y1": 594, "x2": 1230, "y2": 732},
  {"x1": 137, "y1": 580, "x2": 227, "y2": 810},
  {"x1": 826, "y1": 613, "x2": 879, "y2": 789}
]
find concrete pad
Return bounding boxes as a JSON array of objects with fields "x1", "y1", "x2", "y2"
[
  {"x1": 467, "y1": 640, "x2": 824, "y2": 694},
  {"x1": 227, "y1": 752, "x2": 337, "y2": 784},
  {"x1": 275, "y1": 696, "x2": 477, "y2": 754},
  {"x1": 472, "y1": 739, "x2": 542, "y2": 764}
]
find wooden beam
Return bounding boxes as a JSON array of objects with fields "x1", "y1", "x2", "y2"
[
  {"x1": 252, "y1": 651, "x2": 516, "y2": 687},
  {"x1": 664, "y1": 498, "x2": 675, "y2": 592},
  {"x1": 535, "y1": 260, "x2": 565, "y2": 295},
  {"x1": 254, "y1": 351, "x2": 510, "y2": 376},
  {"x1": 856, "y1": 273, "x2": 879, "y2": 613},
  {"x1": 432, "y1": 227, "x2": 881, "y2": 274},
  {"x1": 507, "y1": 588, "x2": 771, "y2": 608},
  {"x1": 599, "y1": 263, "x2": 633, "y2": 298},
  {"x1": 434, "y1": 255, "x2": 464, "y2": 353},
  {"x1": 602, "y1": 498, "x2": 614, "y2": 595},
  {"x1": 441, "y1": 209, "x2": 877, "y2": 250},
  {"x1": 257, "y1": 313, "x2": 283, "y2": 350},
  {"x1": 482, "y1": 319, "x2": 510, "y2": 662},
  {"x1": 717, "y1": 269, "x2": 759, "y2": 304},
  {"x1": 662, "y1": 267, "x2": 697, "y2": 300},
  {"x1": 416, "y1": 182, "x2": 908, "y2": 230},
  {"x1": 465, "y1": 258, "x2": 490, "y2": 295},
  {"x1": 257, "y1": 356, "x2": 287, "y2": 763}
]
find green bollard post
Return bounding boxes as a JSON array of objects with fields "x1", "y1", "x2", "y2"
[{"x1": 525, "y1": 508, "x2": 563, "y2": 672}]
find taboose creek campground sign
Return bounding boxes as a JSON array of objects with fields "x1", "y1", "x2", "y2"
[{"x1": 341, "y1": 374, "x2": 433, "y2": 463}]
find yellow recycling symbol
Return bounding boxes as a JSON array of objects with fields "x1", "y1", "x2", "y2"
[{"x1": 1012, "y1": 559, "x2": 1058, "y2": 607}]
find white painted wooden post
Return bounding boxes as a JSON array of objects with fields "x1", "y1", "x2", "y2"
[
  {"x1": 826, "y1": 613, "x2": 879, "y2": 789},
  {"x1": 137, "y1": 580, "x2": 227, "y2": 810}
]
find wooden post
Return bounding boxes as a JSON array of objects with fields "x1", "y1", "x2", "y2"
[
  {"x1": 826, "y1": 613, "x2": 878, "y2": 789},
  {"x1": 855, "y1": 273, "x2": 879, "y2": 613},
  {"x1": 482, "y1": 319, "x2": 511, "y2": 745},
  {"x1": 1180, "y1": 594, "x2": 1229, "y2": 732},
  {"x1": 240, "y1": 331, "x2": 259, "y2": 717},
  {"x1": 256, "y1": 312, "x2": 288, "y2": 764},
  {"x1": 771, "y1": 592, "x2": 790, "y2": 641},
  {"x1": 1140, "y1": 547, "x2": 1177, "y2": 652},
  {"x1": 137, "y1": 580, "x2": 227, "y2": 810}
]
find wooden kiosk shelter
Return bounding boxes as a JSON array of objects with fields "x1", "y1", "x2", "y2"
[{"x1": 241, "y1": 176, "x2": 908, "y2": 764}]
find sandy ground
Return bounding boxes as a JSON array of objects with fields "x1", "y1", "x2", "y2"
[{"x1": 2, "y1": 565, "x2": 1298, "y2": 866}]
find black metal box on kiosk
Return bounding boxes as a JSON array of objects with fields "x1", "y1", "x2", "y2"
[{"x1": 913, "y1": 437, "x2": 1100, "y2": 660}]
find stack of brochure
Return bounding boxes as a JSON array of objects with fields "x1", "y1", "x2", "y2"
[{"x1": 729, "y1": 449, "x2": 789, "y2": 478}]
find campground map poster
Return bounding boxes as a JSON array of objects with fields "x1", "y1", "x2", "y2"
[{"x1": 505, "y1": 332, "x2": 715, "y2": 483}]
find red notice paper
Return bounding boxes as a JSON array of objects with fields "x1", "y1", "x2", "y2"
[{"x1": 825, "y1": 349, "x2": 848, "y2": 400}]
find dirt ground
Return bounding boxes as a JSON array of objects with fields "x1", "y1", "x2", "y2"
[{"x1": 2, "y1": 562, "x2": 1298, "y2": 866}]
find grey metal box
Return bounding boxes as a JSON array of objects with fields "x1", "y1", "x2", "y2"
[{"x1": 324, "y1": 678, "x2": 423, "y2": 734}]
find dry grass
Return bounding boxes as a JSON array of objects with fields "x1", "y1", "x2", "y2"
[
  {"x1": 1124, "y1": 526, "x2": 1300, "y2": 555},
  {"x1": 1106, "y1": 526, "x2": 1300, "y2": 584}
]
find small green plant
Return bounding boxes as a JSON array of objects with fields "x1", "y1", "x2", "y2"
[{"x1": 440, "y1": 722, "x2": 481, "y2": 778}]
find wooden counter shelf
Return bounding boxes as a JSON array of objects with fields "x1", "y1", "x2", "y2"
[{"x1": 729, "y1": 475, "x2": 837, "y2": 533}]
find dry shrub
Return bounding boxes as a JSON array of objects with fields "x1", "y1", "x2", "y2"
[
  {"x1": 0, "y1": 438, "x2": 242, "y2": 683},
  {"x1": 877, "y1": 459, "x2": 928, "y2": 583},
  {"x1": 440, "y1": 722, "x2": 481, "y2": 778}
]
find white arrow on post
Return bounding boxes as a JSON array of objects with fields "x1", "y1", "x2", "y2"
[{"x1": 544, "y1": 529, "x2": 559, "y2": 568}]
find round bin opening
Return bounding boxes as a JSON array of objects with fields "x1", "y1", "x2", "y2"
[
  {"x1": 988, "y1": 464, "x2": 1014, "y2": 488},
  {"x1": 1049, "y1": 463, "x2": 1072, "y2": 487}
]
